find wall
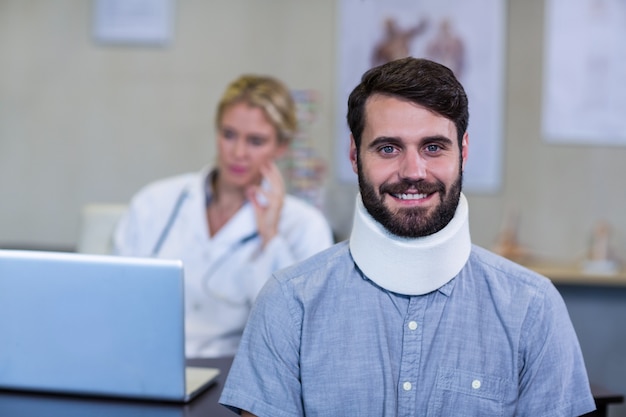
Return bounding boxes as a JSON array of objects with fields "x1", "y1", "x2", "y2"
[
  {"x1": 2, "y1": 0, "x2": 625, "y2": 262},
  {"x1": 491, "y1": 0, "x2": 626, "y2": 266}
]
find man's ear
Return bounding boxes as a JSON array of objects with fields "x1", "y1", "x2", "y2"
[
  {"x1": 349, "y1": 135, "x2": 358, "y2": 174},
  {"x1": 461, "y1": 132, "x2": 469, "y2": 171}
]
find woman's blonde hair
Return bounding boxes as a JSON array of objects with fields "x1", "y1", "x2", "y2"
[{"x1": 216, "y1": 75, "x2": 298, "y2": 146}]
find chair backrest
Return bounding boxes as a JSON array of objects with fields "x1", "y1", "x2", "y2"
[{"x1": 76, "y1": 204, "x2": 127, "y2": 255}]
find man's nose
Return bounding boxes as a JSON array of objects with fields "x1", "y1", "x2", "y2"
[{"x1": 399, "y1": 151, "x2": 427, "y2": 180}]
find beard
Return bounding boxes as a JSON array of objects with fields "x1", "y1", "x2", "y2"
[{"x1": 358, "y1": 161, "x2": 463, "y2": 238}]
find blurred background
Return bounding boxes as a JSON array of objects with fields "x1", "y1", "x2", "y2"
[{"x1": 1, "y1": 0, "x2": 624, "y2": 265}]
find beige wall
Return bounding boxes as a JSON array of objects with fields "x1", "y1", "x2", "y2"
[{"x1": 1, "y1": 0, "x2": 625, "y2": 264}]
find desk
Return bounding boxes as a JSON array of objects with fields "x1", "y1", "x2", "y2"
[
  {"x1": 585, "y1": 383, "x2": 625, "y2": 417},
  {"x1": 528, "y1": 264, "x2": 626, "y2": 287},
  {"x1": 0, "y1": 357, "x2": 622, "y2": 416},
  {"x1": 0, "y1": 357, "x2": 235, "y2": 417},
  {"x1": 530, "y1": 265, "x2": 626, "y2": 417}
]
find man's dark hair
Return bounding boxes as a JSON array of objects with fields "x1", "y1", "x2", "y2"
[{"x1": 347, "y1": 57, "x2": 469, "y2": 150}]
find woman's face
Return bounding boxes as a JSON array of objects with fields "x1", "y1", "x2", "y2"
[{"x1": 216, "y1": 101, "x2": 287, "y2": 190}]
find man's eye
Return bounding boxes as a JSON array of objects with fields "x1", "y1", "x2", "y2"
[
  {"x1": 380, "y1": 145, "x2": 395, "y2": 154},
  {"x1": 426, "y1": 144, "x2": 441, "y2": 152}
]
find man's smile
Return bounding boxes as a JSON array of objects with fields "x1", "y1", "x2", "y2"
[{"x1": 392, "y1": 192, "x2": 429, "y2": 200}]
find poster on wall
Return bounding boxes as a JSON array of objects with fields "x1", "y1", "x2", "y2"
[
  {"x1": 542, "y1": 0, "x2": 626, "y2": 146},
  {"x1": 93, "y1": 0, "x2": 174, "y2": 45},
  {"x1": 335, "y1": 0, "x2": 506, "y2": 193}
]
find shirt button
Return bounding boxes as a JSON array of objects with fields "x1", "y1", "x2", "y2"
[
  {"x1": 408, "y1": 321, "x2": 418, "y2": 330},
  {"x1": 472, "y1": 379, "x2": 481, "y2": 389},
  {"x1": 403, "y1": 381, "x2": 412, "y2": 391}
]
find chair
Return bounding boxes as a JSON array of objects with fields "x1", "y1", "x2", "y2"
[{"x1": 76, "y1": 203, "x2": 127, "y2": 254}]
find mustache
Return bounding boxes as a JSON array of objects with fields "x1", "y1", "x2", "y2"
[{"x1": 379, "y1": 179, "x2": 444, "y2": 195}]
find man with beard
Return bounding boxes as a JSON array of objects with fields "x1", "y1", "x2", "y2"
[{"x1": 219, "y1": 58, "x2": 595, "y2": 417}]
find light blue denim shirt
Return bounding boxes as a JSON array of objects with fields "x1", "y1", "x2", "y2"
[{"x1": 220, "y1": 242, "x2": 595, "y2": 417}]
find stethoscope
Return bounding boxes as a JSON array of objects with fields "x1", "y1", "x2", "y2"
[
  {"x1": 150, "y1": 185, "x2": 259, "y2": 301},
  {"x1": 151, "y1": 188, "x2": 190, "y2": 256}
]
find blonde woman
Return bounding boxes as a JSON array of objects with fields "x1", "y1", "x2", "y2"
[{"x1": 113, "y1": 75, "x2": 334, "y2": 358}]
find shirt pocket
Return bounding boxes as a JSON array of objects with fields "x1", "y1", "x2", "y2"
[{"x1": 427, "y1": 366, "x2": 507, "y2": 417}]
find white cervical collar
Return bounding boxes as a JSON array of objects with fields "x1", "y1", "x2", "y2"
[{"x1": 349, "y1": 193, "x2": 471, "y2": 295}]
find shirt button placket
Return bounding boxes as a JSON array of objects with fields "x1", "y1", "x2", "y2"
[{"x1": 398, "y1": 297, "x2": 424, "y2": 417}]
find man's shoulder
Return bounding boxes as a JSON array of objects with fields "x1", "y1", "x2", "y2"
[
  {"x1": 273, "y1": 241, "x2": 352, "y2": 283},
  {"x1": 467, "y1": 245, "x2": 554, "y2": 292}
]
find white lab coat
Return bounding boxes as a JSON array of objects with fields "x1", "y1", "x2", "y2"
[{"x1": 113, "y1": 167, "x2": 334, "y2": 358}]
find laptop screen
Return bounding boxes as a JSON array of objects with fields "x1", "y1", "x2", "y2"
[{"x1": 0, "y1": 250, "x2": 189, "y2": 400}]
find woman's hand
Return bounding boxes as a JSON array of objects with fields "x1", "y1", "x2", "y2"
[{"x1": 246, "y1": 162, "x2": 285, "y2": 248}]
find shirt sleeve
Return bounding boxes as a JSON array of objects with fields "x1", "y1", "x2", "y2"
[
  {"x1": 516, "y1": 281, "x2": 596, "y2": 417},
  {"x1": 219, "y1": 275, "x2": 303, "y2": 417}
]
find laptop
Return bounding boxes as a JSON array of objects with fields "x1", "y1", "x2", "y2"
[{"x1": 0, "y1": 249, "x2": 219, "y2": 402}]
